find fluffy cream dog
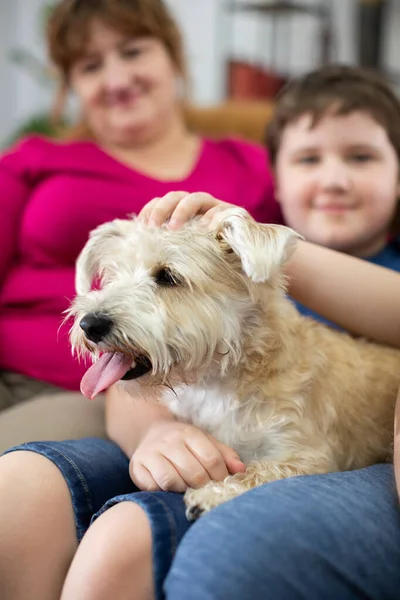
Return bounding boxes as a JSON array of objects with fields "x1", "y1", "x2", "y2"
[{"x1": 68, "y1": 208, "x2": 400, "y2": 519}]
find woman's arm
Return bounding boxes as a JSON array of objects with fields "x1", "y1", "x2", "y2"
[
  {"x1": 285, "y1": 239, "x2": 400, "y2": 348},
  {"x1": 0, "y1": 140, "x2": 34, "y2": 285}
]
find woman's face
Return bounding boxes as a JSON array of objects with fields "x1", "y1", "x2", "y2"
[{"x1": 70, "y1": 20, "x2": 181, "y2": 146}]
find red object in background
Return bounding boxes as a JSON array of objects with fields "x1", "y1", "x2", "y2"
[{"x1": 227, "y1": 60, "x2": 286, "y2": 99}]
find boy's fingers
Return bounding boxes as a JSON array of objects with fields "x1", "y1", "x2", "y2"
[
  {"x1": 130, "y1": 461, "x2": 159, "y2": 491},
  {"x1": 140, "y1": 191, "x2": 189, "y2": 226},
  {"x1": 138, "y1": 197, "x2": 159, "y2": 223},
  {"x1": 143, "y1": 453, "x2": 187, "y2": 493},
  {"x1": 168, "y1": 193, "x2": 224, "y2": 229},
  {"x1": 185, "y1": 430, "x2": 230, "y2": 481},
  {"x1": 162, "y1": 443, "x2": 211, "y2": 488},
  {"x1": 214, "y1": 440, "x2": 246, "y2": 475}
]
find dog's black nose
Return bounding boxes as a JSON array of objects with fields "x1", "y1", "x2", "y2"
[{"x1": 79, "y1": 312, "x2": 113, "y2": 343}]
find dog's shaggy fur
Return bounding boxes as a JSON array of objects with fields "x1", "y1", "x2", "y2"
[{"x1": 69, "y1": 208, "x2": 400, "y2": 518}]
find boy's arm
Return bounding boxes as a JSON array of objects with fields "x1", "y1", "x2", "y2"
[
  {"x1": 286, "y1": 239, "x2": 400, "y2": 348},
  {"x1": 139, "y1": 192, "x2": 400, "y2": 347}
]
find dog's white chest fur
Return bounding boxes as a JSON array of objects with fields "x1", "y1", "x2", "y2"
[{"x1": 161, "y1": 380, "x2": 281, "y2": 463}]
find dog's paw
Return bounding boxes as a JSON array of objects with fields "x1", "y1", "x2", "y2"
[
  {"x1": 184, "y1": 482, "x2": 222, "y2": 520},
  {"x1": 184, "y1": 479, "x2": 241, "y2": 520},
  {"x1": 185, "y1": 501, "x2": 206, "y2": 521}
]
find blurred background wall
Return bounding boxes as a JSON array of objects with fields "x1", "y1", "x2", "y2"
[{"x1": 1, "y1": 0, "x2": 399, "y2": 146}]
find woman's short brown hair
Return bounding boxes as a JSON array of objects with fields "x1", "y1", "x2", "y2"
[
  {"x1": 47, "y1": 0, "x2": 187, "y2": 135},
  {"x1": 266, "y1": 65, "x2": 400, "y2": 234},
  {"x1": 47, "y1": 0, "x2": 186, "y2": 80}
]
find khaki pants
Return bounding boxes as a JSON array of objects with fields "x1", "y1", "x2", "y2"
[
  {"x1": 0, "y1": 371, "x2": 65, "y2": 411},
  {"x1": 0, "y1": 371, "x2": 106, "y2": 454}
]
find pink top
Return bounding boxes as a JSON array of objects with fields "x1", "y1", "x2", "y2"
[{"x1": 0, "y1": 135, "x2": 282, "y2": 390}]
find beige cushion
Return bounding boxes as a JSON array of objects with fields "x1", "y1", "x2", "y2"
[
  {"x1": 0, "y1": 393, "x2": 106, "y2": 454},
  {"x1": 183, "y1": 100, "x2": 275, "y2": 143}
]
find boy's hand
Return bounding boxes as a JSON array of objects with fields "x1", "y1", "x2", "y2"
[
  {"x1": 139, "y1": 191, "x2": 235, "y2": 230},
  {"x1": 130, "y1": 420, "x2": 246, "y2": 493}
]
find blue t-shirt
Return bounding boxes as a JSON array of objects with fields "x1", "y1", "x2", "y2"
[{"x1": 292, "y1": 240, "x2": 400, "y2": 329}]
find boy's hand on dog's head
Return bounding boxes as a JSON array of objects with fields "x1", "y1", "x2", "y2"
[
  {"x1": 130, "y1": 420, "x2": 246, "y2": 493},
  {"x1": 139, "y1": 191, "x2": 235, "y2": 230}
]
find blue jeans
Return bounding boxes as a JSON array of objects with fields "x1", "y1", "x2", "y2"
[
  {"x1": 4, "y1": 438, "x2": 190, "y2": 600},
  {"x1": 4, "y1": 439, "x2": 400, "y2": 599},
  {"x1": 166, "y1": 463, "x2": 400, "y2": 599}
]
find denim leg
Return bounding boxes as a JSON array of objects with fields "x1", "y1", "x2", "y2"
[
  {"x1": 4, "y1": 439, "x2": 191, "y2": 600},
  {"x1": 93, "y1": 491, "x2": 190, "y2": 600},
  {"x1": 3, "y1": 438, "x2": 136, "y2": 540},
  {"x1": 165, "y1": 465, "x2": 400, "y2": 600}
]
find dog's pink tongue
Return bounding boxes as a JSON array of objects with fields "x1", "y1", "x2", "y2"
[{"x1": 80, "y1": 352, "x2": 133, "y2": 400}]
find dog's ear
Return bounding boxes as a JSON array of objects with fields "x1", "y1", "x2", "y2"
[
  {"x1": 75, "y1": 220, "x2": 125, "y2": 295},
  {"x1": 214, "y1": 208, "x2": 301, "y2": 283}
]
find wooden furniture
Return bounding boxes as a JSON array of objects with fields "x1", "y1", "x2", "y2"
[{"x1": 183, "y1": 100, "x2": 275, "y2": 143}]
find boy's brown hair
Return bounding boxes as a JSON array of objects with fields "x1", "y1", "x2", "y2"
[
  {"x1": 266, "y1": 64, "x2": 400, "y2": 234},
  {"x1": 46, "y1": 0, "x2": 187, "y2": 126}
]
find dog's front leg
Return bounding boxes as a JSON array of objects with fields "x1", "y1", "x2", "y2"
[{"x1": 184, "y1": 459, "x2": 330, "y2": 520}]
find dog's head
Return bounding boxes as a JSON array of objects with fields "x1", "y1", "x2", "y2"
[{"x1": 69, "y1": 208, "x2": 299, "y2": 398}]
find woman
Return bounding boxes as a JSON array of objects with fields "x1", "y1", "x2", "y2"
[{"x1": 0, "y1": 0, "x2": 279, "y2": 420}]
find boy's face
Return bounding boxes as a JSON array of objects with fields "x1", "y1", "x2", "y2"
[{"x1": 275, "y1": 110, "x2": 400, "y2": 257}]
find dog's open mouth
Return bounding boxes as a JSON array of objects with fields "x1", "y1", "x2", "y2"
[
  {"x1": 121, "y1": 356, "x2": 153, "y2": 380},
  {"x1": 80, "y1": 352, "x2": 152, "y2": 400}
]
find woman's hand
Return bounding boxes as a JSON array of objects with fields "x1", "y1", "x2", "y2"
[{"x1": 139, "y1": 191, "x2": 235, "y2": 229}]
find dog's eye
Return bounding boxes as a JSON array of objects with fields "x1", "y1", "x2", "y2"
[{"x1": 155, "y1": 267, "x2": 180, "y2": 286}]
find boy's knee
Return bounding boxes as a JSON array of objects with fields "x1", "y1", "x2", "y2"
[
  {"x1": 62, "y1": 502, "x2": 153, "y2": 600},
  {"x1": 85, "y1": 502, "x2": 152, "y2": 564},
  {"x1": 0, "y1": 450, "x2": 76, "y2": 549},
  {"x1": 0, "y1": 451, "x2": 77, "y2": 600},
  {"x1": 0, "y1": 450, "x2": 67, "y2": 505}
]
